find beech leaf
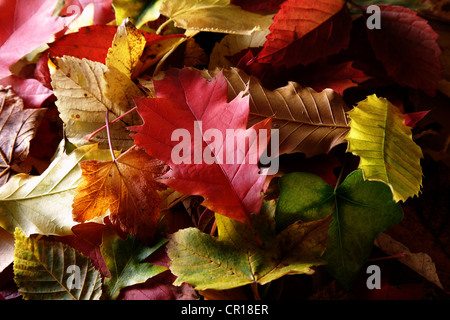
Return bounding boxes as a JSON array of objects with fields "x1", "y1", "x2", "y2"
[
  {"x1": 167, "y1": 201, "x2": 331, "y2": 290},
  {"x1": 203, "y1": 68, "x2": 350, "y2": 157},
  {"x1": 72, "y1": 146, "x2": 169, "y2": 243},
  {"x1": 364, "y1": 5, "x2": 442, "y2": 96},
  {"x1": 13, "y1": 228, "x2": 102, "y2": 300},
  {"x1": 345, "y1": 94, "x2": 423, "y2": 202}
]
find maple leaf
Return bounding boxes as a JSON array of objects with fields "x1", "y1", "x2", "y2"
[
  {"x1": 101, "y1": 227, "x2": 167, "y2": 299},
  {"x1": 256, "y1": 0, "x2": 352, "y2": 67},
  {"x1": 363, "y1": 5, "x2": 442, "y2": 96},
  {"x1": 0, "y1": 86, "x2": 47, "y2": 187},
  {"x1": 167, "y1": 200, "x2": 331, "y2": 290},
  {"x1": 0, "y1": 0, "x2": 74, "y2": 78},
  {"x1": 72, "y1": 146, "x2": 169, "y2": 244},
  {"x1": 131, "y1": 67, "x2": 271, "y2": 223}
]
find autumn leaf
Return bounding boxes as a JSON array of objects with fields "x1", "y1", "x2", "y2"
[
  {"x1": 167, "y1": 200, "x2": 331, "y2": 290},
  {"x1": 113, "y1": 0, "x2": 163, "y2": 28},
  {"x1": 0, "y1": 76, "x2": 53, "y2": 109},
  {"x1": 159, "y1": 0, "x2": 274, "y2": 35},
  {"x1": 345, "y1": 94, "x2": 423, "y2": 202},
  {"x1": 61, "y1": 0, "x2": 116, "y2": 25},
  {"x1": 0, "y1": 86, "x2": 47, "y2": 187},
  {"x1": 13, "y1": 228, "x2": 102, "y2": 300},
  {"x1": 131, "y1": 67, "x2": 271, "y2": 223},
  {"x1": 231, "y1": 0, "x2": 284, "y2": 12},
  {"x1": 0, "y1": 0, "x2": 75, "y2": 78},
  {"x1": 49, "y1": 55, "x2": 144, "y2": 149},
  {"x1": 72, "y1": 146, "x2": 169, "y2": 244},
  {"x1": 0, "y1": 143, "x2": 113, "y2": 237},
  {"x1": 101, "y1": 227, "x2": 167, "y2": 299},
  {"x1": 203, "y1": 68, "x2": 350, "y2": 157},
  {"x1": 256, "y1": 0, "x2": 352, "y2": 67},
  {"x1": 363, "y1": 5, "x2": 442, "y2": 96},
  {"x1": 275, "y1": 170, "x2": 404, "y2": 289},
  {"x1": 106, "y1": 19, "x2": 146, "y2": 79}
]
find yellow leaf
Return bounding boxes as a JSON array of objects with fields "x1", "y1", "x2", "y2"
[
  {"x1": 345, "y1": 94, "x2": 423, "y2": 202},
  {"x1": 106, "y1": 18, "x2": 146, "y2": 78},
  {"x1": 49, "y1": 56, "x2": 144, "y2": 149},
  {"x1": 160, "y1": 0, "x2": 274, "y2": 35}
]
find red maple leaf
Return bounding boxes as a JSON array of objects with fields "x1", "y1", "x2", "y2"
[
  {"x1": 130, "y1": 68, "x2": 272, "y2": 223},
  {"x1": 256, "y1": 0, "x2": 352, "y2": 68},
  {"x1": 0, "y1": 0, "x2": 75, "y2": 78},
  {"x1": 363, "y1": 5, "x2": 442, "y2": 96}
]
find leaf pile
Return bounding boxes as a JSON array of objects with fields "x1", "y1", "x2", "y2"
[{"x1": 0, "y1": 0, "x2": 449, "y2": 301}]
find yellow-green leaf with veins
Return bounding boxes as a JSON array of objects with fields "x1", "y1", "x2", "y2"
[
  {"x1": 345, "y1": 94, "x2": 423, "y2": 202},
  {"x1": 160, "y1": 0, "x2": 274, "y2": 35},
  {"x1": 49, "y1": 56, "x2": 144, "y2": 149},
  {"x1": 113, "y1": 0, "x2": 163, "y2": 28},
  {"x1": 106, "y1": 18, "x2": 146, "y2": 78},
  {"x1": 0, "y1": 143, "x2": 114, "y2": 236},
  {"x1": 167, "y1": 201, "x2": 331, "y2": 291},
  {"x1": 14, "y1": 228, "x2": 102, "y2": 300}
]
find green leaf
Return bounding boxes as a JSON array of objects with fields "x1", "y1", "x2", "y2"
[
  {"x1": 275, "y1": 170, "x2": 403, "y2": 289},
  {"x1": 159, "y1": 0, "x2": 274, "y2": 35},
  {"x1": 101, "y1": 227, "x2": 167, "y2": 299},
  {"x1": 13, "y1": 228, "x2": 102, "y2": 300},
  {"x1": 0, "y1": 144, "x2": 113, "y2": 236},
  {"x1": 167, "y1": 201, "x2": 331, "y2": 291},
  {"x1": 113, "y1": 0, "x2": 163, "y2": 28},
  {"x1": 345, "y1": 94, "x2": 423, "y2": 202}
]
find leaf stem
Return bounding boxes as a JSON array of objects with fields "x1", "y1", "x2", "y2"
[
  {"x1": 87, "y1": 107, "x2": 137, "y2": 142},
  {"x1": 251, "y1": 283, "x2": 261, "y2": 300},
  {"x1": 155, "y1": 18, "x2": 173, "y2": 35},
  {"x1": 105, "y1": 110, "x2": 116, "y2": 162}
]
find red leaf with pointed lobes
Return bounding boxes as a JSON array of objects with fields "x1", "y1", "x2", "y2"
[
  {"x1": 130, "y1": 68, "x2": 272, "y2": 223},
  {"x1": 364, "y1": 5, "x2": 442, "y2": 96},
  {"x1": 256, "y1": 0, "x2": 352, "y2": 68}
]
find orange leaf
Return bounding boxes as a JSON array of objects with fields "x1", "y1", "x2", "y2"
[{"x1": 72, "y1": 146, "x2": 168, "y2": 243}]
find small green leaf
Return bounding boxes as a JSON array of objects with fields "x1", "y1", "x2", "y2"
[
  {"x1": 101, "y1": 227, "x2": 167, "y2": 299},
  {"x1": 275, "y1": 170, "x2": 403, "y2": 290},
  {"x1": 345, "y1": 94, "x2": 423, "y2": 202},
  {"x1": 167, "y1": 201, "x2": 331, "y2": 291},
  {"x1": 13, "y1": 228, "x2": 102, "y2": 300}
]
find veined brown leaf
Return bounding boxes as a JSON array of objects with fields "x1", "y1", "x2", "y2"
[
  {"x1": 203, "y1": 68, "x2": 350, "y2": 157},
  {"x1": 0, "y1": 86, "x2": 46, "y2": 187}
]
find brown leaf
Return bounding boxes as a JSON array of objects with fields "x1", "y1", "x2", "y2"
[
  {"x1": 203, "y1": 68, "x2": 350, "y2": 157},
  {"x1": 72, "y1": 146, "x2": 169, "y2": 243},
  {"x1": 0, "y1": 86, "x2": 46, "y2": 187}
]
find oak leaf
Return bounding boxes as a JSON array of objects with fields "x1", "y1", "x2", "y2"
[{"x1": 72, "y1": 146, "x2": 169, "y2": 243}]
